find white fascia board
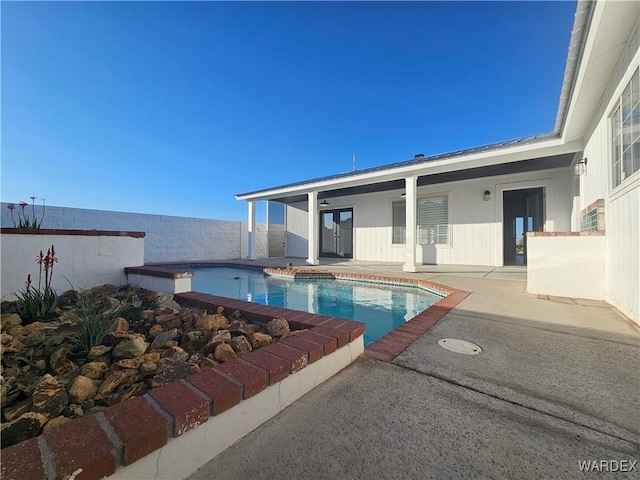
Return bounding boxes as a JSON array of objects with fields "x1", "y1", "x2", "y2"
[
  {"x1": 236, "y1": 138, "x2": 582, "y2": 202},
  {"x1": 560, "y1": 0, "x2": 605, "y2": 144},
  {"x1": 560, "y1": 0, "x2": 638, "y2": 143}
]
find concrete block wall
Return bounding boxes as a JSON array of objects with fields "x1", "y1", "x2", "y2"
[
  {"x1": 1, "y1": 203, "x2": 267, "y2": 263},
  {"x1": 0, "y1": 232, "x2": 145, "y2": 300},
  {"x1": 526, "y1": 232, "x2": 606, "y2": 300}
]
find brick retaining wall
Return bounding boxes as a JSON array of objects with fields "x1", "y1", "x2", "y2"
[{"x1": 0, "y1": 293, "x2": 365, "y2": 480}]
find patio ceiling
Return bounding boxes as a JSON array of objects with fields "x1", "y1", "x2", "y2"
[{"x1": 267, "y1": 151, "x2": 578, "y2": 204}]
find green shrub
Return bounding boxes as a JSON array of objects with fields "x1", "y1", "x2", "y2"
[{"x1": 66, "y1": 290, "x2": 128, "y2": 355}]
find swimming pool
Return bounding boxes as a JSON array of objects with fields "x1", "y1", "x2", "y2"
[{"x1": 190, "y1": 267, "x2": 444, "y2": 346}]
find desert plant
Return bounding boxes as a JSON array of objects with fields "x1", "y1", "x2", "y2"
[
  {"x1": 65, "y1": 288, "x2": 131, "y2": 356},
  {"x1": 15, "y1": 245, "x2": 59, "y2": 321},
  {"x1": 7, "y1": 197, "x2": 46, "y2": 229}
]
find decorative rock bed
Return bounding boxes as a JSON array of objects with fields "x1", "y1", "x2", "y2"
[
  {"x1": 0, "y1": 285, "x2": 366, "y2": 480},
  {"x1": 0, "y1": 285, "x2": 297, "y2": 450}
]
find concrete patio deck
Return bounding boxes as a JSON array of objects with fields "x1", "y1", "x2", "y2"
[{"x1": 188, "y1": 259, "x2": 639, "y2": 479}]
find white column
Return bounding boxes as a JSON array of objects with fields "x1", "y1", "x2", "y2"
[
  {"x1": 403, "y1": 176, "x2": 417, "y2": 272},
  {"x1": 307, "y1": 192, "x2": 319, "y2": 265},
  {"x1": 247, "y1": 200, "x2": 256, "y2": 260},
  {"x1": 265, "y1": 200, "x2": 270, "y2": 258}
]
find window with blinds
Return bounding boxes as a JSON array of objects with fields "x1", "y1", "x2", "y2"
[
  {"x1": 392, "y1": 200, "x2": 406, "y2": 244},
  {"x1": 418, "y1": 196, "x2": 449, "y2": 245},
  {"x1": 391, "y1": 196, "x2": 449, "y2": 245}
]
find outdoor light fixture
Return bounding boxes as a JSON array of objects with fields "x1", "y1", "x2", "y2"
[
  {"x1": 574, "y1": 157, "x2": 588, "y2": 176},
  {"x1": 483, "y1": 190, "x2": 491, "y2": 201},
  {"x1": 320, "y1": 200, "x2": 330, "y2": 206}
]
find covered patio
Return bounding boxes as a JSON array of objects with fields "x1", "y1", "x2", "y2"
[
  {"x1": 237, "y1": 143, "x2": 581, "y2": 272},
  {"x1": 223, "y1": 256, "x2": 529, "y2": 282}
]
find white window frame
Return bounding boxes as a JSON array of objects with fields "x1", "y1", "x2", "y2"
[
  {"x1": 392, "y1": 195, "x2": 450, "y2": 246},
  {"x1": 391, "y1": 200, "x2": 406, "y2": 244},
  {"x1": 611, "y1": 67, "x2": 640, "y2": 189},
  {"x1": 417, "y1": 195, "x2": 450, "y2": 246}
]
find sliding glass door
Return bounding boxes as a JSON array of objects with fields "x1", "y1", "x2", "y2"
[{"x1": 320, "y1": 208, "x2": 353, "y2": 258}]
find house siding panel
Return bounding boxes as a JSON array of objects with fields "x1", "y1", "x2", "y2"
[
  {"x1": 286, "y1": 169, "x2": 572, "y2": 267},
  {"x1": 285, "y1": 203, "x2": 309, "y2": 258},
  {"x1": 579, "y1": 22, "x2": 639, "y2": 324},
  {"x1": 606, "y1": 186, "x2": 639, "y2": 322}
]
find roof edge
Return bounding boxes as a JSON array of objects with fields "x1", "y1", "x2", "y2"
[
  {"x1": 553, "y1": 0, "x2": 596, "y2": 133},
  {"x1": 236, "y1": 131, "x2": 559, "y2": 199},
  {"x1": 237, "y1": 1, "x2": 592, "y2": 201}
]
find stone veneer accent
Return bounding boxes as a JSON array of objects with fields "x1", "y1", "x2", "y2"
[
  {"x1": 579, "y1": 198, "x2": 605, "y2": 232},
  {"x1": 0, "y1": 293, "x2": 365, "y2": 480}
]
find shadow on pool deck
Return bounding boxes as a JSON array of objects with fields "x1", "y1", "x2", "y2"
[{"x1": 187, "y1": 263, "x2": 639, "y2": 480}]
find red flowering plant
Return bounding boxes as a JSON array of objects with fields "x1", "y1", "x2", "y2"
[
  {"x1": 14, "y1": 244, "x2": 59, "y2": 322},
  {"x1": 6, "y1": 196, "x2": 46, "y2": 229}
]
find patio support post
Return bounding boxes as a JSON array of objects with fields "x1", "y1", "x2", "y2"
[
  {"x1": 403, "y1": 176, "x2": 418, "y2": 272},
  {"x1": 307, "y1": 192, "x2": 319, "y2": 265},
  {"x1": 265, "y1": 200, "x2": 270, "y2": 257},
  {"x1": 247, "y1": 200, "x2": 256, "y2": 260}
]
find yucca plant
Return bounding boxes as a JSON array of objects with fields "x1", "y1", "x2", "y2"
[{"x1": 65, "y1": 288, "x2": 130, "y2": 356}]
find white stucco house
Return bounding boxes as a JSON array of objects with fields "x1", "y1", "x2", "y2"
[{"x1": 237, "y1": 0, "x2": 639, "y2": 325}]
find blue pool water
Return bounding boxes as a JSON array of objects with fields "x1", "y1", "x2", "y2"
[{"x1": 190, "y1": 267, "x2": 443, "y2": 346}]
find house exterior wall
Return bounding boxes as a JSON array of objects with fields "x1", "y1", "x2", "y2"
[
  {"x1": 285, "y1": 202, "x2": 309, "y2": 258},
  {"x1": 267, "y1": 224, "x2": 286, "y2": 257},
  {"x1": 283, "y1": 168, "x2": 574, "y2": 266},
  {"x1": 0, "y1": 204, "x2": 268, "y2": 263},
  {"x1": 527, "y1": 234, "x2": 606, "y2": 300},
  {"x1": 577, "y1": 22, "x2": 639, "y2": 323},
  {"x1": 605, "y1": 186, "x2": 639, "y2": 323}
]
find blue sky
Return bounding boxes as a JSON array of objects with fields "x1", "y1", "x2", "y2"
[{"x1": 1, "y1": 1, "x2": 577, "y2": 223}]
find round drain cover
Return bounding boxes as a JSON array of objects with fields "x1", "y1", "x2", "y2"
[{"x1": 438, "y1": 338, "x2": 482, "y2": 355}]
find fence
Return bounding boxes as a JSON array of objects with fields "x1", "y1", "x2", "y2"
[{"x1": 0, "y1": 203, "x2": 267, "y2": 264}]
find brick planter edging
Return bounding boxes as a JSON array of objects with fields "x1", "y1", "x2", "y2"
[
  {"x1": 124, "y1": 265, "x2": 195, "y2": 279},
  {"x1": 0, "y1": 294, "x2": 365, "y2": 480}
]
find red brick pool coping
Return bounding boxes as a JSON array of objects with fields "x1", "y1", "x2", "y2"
[
  {"x1": 125, "y1": 265, "x2": 195, "y2": 279},
  {"x1": 0, "y1": 293, "x2": 365, "y2": 480},
  {"x1": 135, "y1": 262, "x2": 470, "y2": 362},
  {"x1": 1, "y1": 264, "x2": 469, "y2": 479},
  {"x1": 366, "y1": 288, "x2": 470, "y2": 361},
  {"x1": 262, "y1": 268, "x2": 471, "y2": 362},
  {"x1": 146, "y1": 262, "x2": 470, "y2": 361}
]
